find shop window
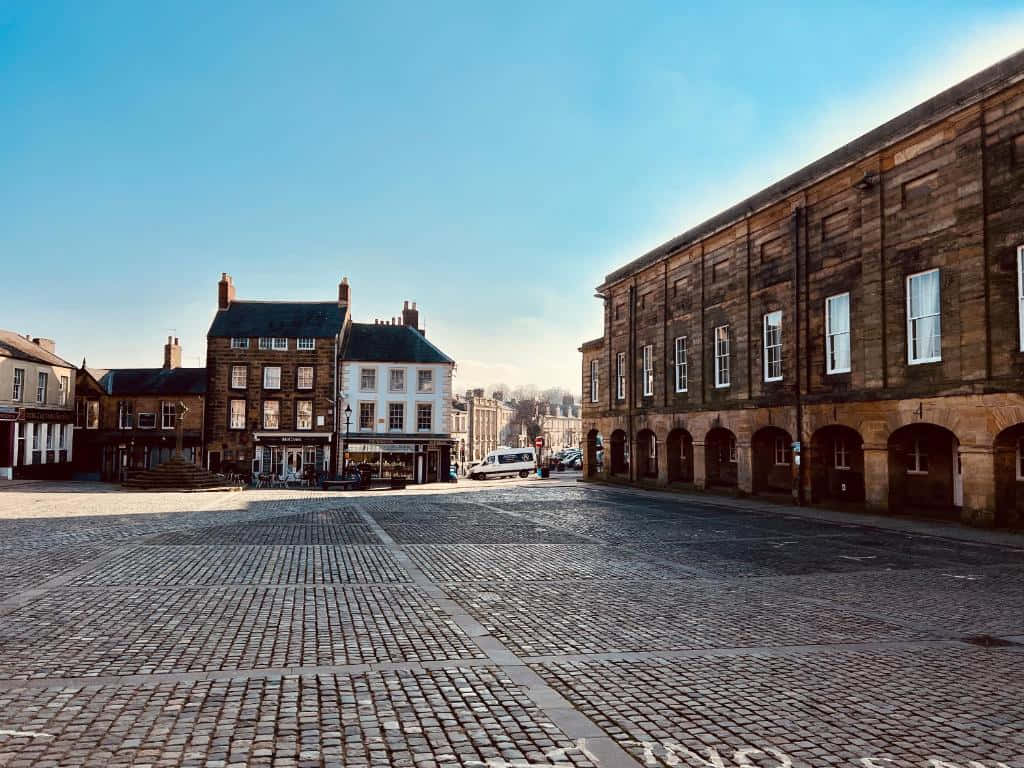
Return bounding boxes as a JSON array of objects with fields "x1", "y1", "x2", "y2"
[
  {"x1": 359, "y1": 402, "x2": 375, "y2": 430},
  {"x1": 263, "y1": 401, "x2": 280, "y2": 430},
  {"x1": 297, "y1": 366, "x2": 313, "y2": 390},
  {"x1": 296, "y1": 400, "x2": 312, "y2": 430},
  {"x1": 231, "y1": 365, "x2": 247, "y2": 389}
]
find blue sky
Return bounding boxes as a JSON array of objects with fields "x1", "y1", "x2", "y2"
[{"x1": 2, "y1": 2, "x2": 1022, "y2": 393}]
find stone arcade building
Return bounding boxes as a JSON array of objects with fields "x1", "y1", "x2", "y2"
[{"x1": 580, "y1": 51, "x2": 1024, "y2": 527}]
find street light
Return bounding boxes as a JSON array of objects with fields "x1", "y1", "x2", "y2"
[{"x1": 342, "y1": 404, "x2": 352, "y2": 477}]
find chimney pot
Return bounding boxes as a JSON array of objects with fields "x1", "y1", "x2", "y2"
[
  {"x1": 218, "y1": 273, "x2": 235, "y2": 310},
  {"x1": 164, "y1": 336, "x2": 182, "y2": 370}
]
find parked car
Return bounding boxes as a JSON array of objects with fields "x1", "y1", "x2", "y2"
[{"x1": 469, "y1": 447, "x2": 537, "y2": 479}]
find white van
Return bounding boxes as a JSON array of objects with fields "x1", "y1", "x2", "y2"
[{"x1": 469, "y1": 447, "x2": 537, "y2": 479}]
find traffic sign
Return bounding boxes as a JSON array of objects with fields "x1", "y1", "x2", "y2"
[{"x1": 534, "y1": 436, "x2": 544, "y2": 448}]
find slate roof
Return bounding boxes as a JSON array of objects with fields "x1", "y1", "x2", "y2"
[
  {"x1": 207, "y1": 302, "x2": 346, "y2": 339},
  {"x1": 599, "y1": 48, "x2": 1024, "y2": 289},
  {"x1": 344, "y1": 323, "x2": 454, "y2": 364},
  {"x1": 0, "y1": 330, "x2": 75, "y2": 368},
  {"x1": 96, "y1": 368, "x2": 207, "y2": 396}
]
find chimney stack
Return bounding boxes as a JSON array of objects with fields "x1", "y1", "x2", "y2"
[
  {"x1": 31, "y1": 337, "x2": 56, "y2": 354},
  {"x1": 218, "y1": 273, "x2": 236, "y2": 310},
  {"x1": 164, "y1": 336, "x2": 182, "y2": 370},
  {"x1": 338, "y1": 277, "x2": 350, "y2": 308},
  {"x1": 401, "y1": 300, "x2": 421, "y2": 334}
]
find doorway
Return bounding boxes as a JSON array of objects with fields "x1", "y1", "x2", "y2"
[
  {"x1": 427, "y1": 449, "x2": 439, "y2": 483},
  {"x1": 285, "y1": 447, "x2": 303, "y2": 480}
]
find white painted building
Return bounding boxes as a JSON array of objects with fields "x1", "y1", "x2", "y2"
[{"x1": 338, "y1": 304, "x2": 455, "y2": 484}]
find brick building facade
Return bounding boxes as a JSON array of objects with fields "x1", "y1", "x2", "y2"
[
  {"x1": 580, "y1": 51, "x2": 1024, "y2": 527},
  {"x1": 204, "y1": 274, "x2": 347, "y2": 480}
]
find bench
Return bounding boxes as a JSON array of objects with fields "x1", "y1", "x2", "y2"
[{"x1": 322, "y1": 479, "x2": 360, "y2": 491}]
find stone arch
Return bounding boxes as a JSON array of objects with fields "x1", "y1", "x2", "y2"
[
  {"x1": 751, "y1": 426, "x2": 793, "y2": 494},
  {"x1": 887, "y1": 423, "x2": 961, "y2": 519},
  {"x1": 810, "y1": 424, "x2": 865, "y2": 504},
  {"x1": 705, "y1": 427, "x2": 738, "y2": 488},
  {"x1": 666, "y1": 428, "x2": 694, "y2": 484},
  {"x1": 993, "y1": 422, "x2": 1024, "y2": 528},
  {"x1": 609, "y1": 429, "x2": 629, "y2": 476},
  {"x1": 636, "y1": 429, "x2": 658, "y2": 479}
]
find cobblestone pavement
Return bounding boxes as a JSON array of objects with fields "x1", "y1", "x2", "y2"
[{"x1": 0, "y1": 482, "x2": 1021, "y2": 767}]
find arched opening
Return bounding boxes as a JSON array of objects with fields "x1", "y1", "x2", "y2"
[
  {"x1": 666, "y1": 428, "x2": 694, "y2": 484},
  {"x1": 705, "y1": 427, "x2": 738, "y2": 488},
  {"x1": 810, "y1": 425, "x2": 865, "y2": 504},
  {"x1": 636, "y1": 429, "x2": 658, "y2": 479},
  {"x1": 887, "y1": 423, "x2": 962, "y2": 519},
  {"x1": 751, "y1": 426, "x2": 793, "y2": 495},
  {"x1": 993, "y1": 423, "x2": 1024, "y2": 528},
  {"x1": 609, "y1": 429, "x2": 629, "y2": 476},
  {"x1": 585, "y1": 429, "x2": 603, "y2": 477}
]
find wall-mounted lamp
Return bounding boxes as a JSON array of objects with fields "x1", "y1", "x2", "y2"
[{"x1": 853, "y1": 172, "x2": 878, "y2": 191}]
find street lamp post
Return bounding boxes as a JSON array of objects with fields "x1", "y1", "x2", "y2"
[{"x1": 342, "y1": 404, "x2": 352, "y2": 478}]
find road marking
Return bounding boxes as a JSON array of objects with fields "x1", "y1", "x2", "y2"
[
  {"x1": 838, "y1": 555, "x2": 877, "y2": 561},
  {"x1": 0, "y1": 729, "x2": 53, "y2": 738}
]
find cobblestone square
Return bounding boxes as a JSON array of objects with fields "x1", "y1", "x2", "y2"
[{"x1": 0, "y1": 483, "x2": 1021, "y2": 767}]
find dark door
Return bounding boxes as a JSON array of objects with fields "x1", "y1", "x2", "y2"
[{"x1": 208, "y1": 451, "x2": 222, "y2": 472}]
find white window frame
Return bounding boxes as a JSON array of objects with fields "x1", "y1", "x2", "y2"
[
  {"x1": 295, "y1": 400, "x2": 313, "y2": 431},
  {"x1": 590, "y1": 360, "x2": 599, "y2": 402},
  {"x1": 763, "y1": 311, "x2": 782, "y2": 382},
  {"x1": 1017, "y1": 245, "x2": 1024, "y2": 352},
  {"x1": 360, "y1": 368, "x2": 376, "y2": 391},
  {"x1": 641, "y1": 344, "x2": 654, "y2": 397},
  {"x1": 12, "y1": 368, "x2": 23, "y2": 401},
  {"x1": 417, "y1": 369, "x2": 434, "y2": 393},
  {"x1": 616, "y1": 352, "x2": 625, "y2": 400},
  {"x1": 906, "y1": 269, "x2": 942, "y2": 365},
  {"x1": 825, "y1": 292, "x2": 851, "y2": 374},
  {"x1": 388, "y1": 402, "x2": 404, "y2": 431},
  {"x1": 674, "y1": 337, "x2": 688, "y2": 393},
  {"x1": 907, "y1": 438, "x2": 928, "y2": 475},
  {"x1": 714, "y1": 325, "x2": 730, "y2": 388},
  {"x1": 728, "y1": 436, "x2": 737, "y2": 463},
  {"x1": 271, "y1": 337, "x2": 288, "y2": 351},
  {"x1": 416, "y1": 403, "x2": 432, "y2": 432},
  {"x1": 834, "y1": 438, "x2": 850, "y2": 470},
  {"x1": 263, "y1": 366, "x2": 282, "y2": 390},
  {"x1": 773, "y1": 437, "x2": 791, "y2": 466},
  {"x1": 36, "y1": 371, "x2": 48, "y2": 403},
  {"x1": 230, "y1": 365, "x2": 247, "y2": 389},
  {"x1": 161, "y1": 401, "x2": 176, "y2": 430},
  {"x1": 118, "y1": 400, "x2": 134, "y2": 430},
  {"x1": 296, "y1": 366, "x2": 314, "y2": 390},
  {"x1": 59, "y1": 375, "x2": 69, "y2": 406},
  {"x1": 258, "y1": 337, "x2": 271, "y2": 350},
  {"x1": 138, "y1": 412, "x2": 157, "y2": 430},
  {"x1": 297, "y1": 338, "x2": 315, "y2": 351},
  {"x1": 229, "y1": 399, "x2": 246, "y2": 430},
  {"x1": 389, "y1": 368, "x2": 406, "y2": 393},
  {"x1": 262, "y1": 400, "x2": 280, "y2": 430},
  {"x1": 358, "y1": 401, "x2": 375, "y2": 431},
  {"x1": 230, "y1": 337, "x2": 249, "y2": 349}
]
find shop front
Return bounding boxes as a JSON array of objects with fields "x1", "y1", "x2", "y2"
[
  {"x1": 253, "y1": 431, "x2": 332, "y2": 483},
  {"x1": 344, "y1": 439, "x2": 452, "y2": 484}
]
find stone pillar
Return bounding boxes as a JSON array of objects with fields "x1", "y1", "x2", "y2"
[
  {"x1": 693, "y1": 441, "x2": 707, "y2": 490},
  {"x1": 39, "y1": 423, "x2": 48, "y2": 463},
  {"x1": 656, "y1": 436, "x2": 668, "y2": 486},
  {"x1": 65, "y1": 424, "x2": 73, "y2": 463},
  {"x1": 862, "y1": 443, "x2": 889, "y2": 513},
  {"x1": 959, "y1": 446, "x2": 996, "y2": 527},
  {"x1": 796, "y1": 441, "x2": 812, "y2": 504},
  {"x1": 23, "y1": 423, "x2": 33, "y2": 466},
  {"x1": 736, "y1": 440, "x2": 753, "y2": 496}
]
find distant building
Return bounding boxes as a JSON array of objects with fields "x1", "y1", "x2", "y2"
[
  {"x1": 450, "y1": 396, "x2": 468, "y2": 468},
  {"x1": 465, "y1": 390, "x2": 501, "y2": 463},
  {"x1": 339, "y1": 302, "x2": 455, "y2": 484},
  {"x1": 204, "y1": 273, "x2": 347, "y2": 480},
  {"x1": 73, "y1": 337, "x2": 205, "y2": 482},
  {"x1": 538, "y1": 400, "x2": 581, "y2": 454},
  {"x1": 0, "y1": 331, "x2": 76, "y2": 480}
]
